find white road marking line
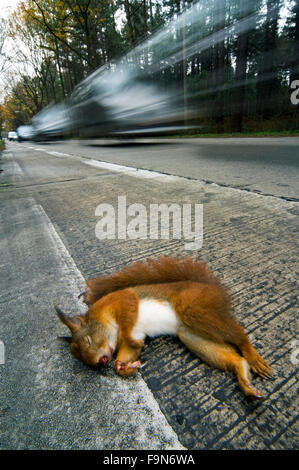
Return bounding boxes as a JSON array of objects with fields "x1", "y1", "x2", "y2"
[
  {"x1": 26, "y1": 145, "x2": 179, "y2": 181},
  {"x1": 27, "y1": 146, "x2": 72, "y2": 158},
  {"x1": 83, "y1": 158, "x2": 179, "y2": 181},
  {"x1": 45, "y1": 151, "x2": 73, "y2": 158}
]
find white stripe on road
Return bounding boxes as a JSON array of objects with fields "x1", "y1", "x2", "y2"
[
  {"x1": 27, "y1": 146, "x2": 72, "y2": 158},
  {"x1": 44, "y1": 151, "x2": 73, "y2": 158},
  {"x1": 26, "y1": 145, "x2": 180, "y2": 181},
  {"x1": 83, "y1": 158, "x2": 179, "y2": 181},
  {"x1": 0, "y1": 196, "x2": 185, "y2": 450}
]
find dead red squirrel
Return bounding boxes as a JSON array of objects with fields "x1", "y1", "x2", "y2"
[{"x1": 56, "y1": 256, "x2": 271, "y2": 399}]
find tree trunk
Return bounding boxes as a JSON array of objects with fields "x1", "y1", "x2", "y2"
[
  {"x1": 291, "y1": 0, "x2": 299, "y2": 83},
  {"x1": 213, "y1": 0, "x2": 226, "y2": 132},
  {"x1": 54, "y1": 39, "x2": 66, "y2": 100},
  {"x1": 124, "y1": 0, "x2": 135, "y2": 46},
  {"x1": 256, "y1": 0, "x2": 280, "y2": 118},
  {"x1": 233, "y1": 0, "x2": 250, "y2": 132}
]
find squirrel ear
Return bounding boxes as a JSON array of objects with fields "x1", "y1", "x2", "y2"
[{"x1": 55, "y1": 306, "x2": 85, "y2": 333}]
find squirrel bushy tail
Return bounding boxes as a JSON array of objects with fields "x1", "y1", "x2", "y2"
[{"x1": 83, "y1": 256, "x2": 224, "y2": 305}]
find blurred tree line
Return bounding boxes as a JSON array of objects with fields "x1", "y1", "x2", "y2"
[{"x1": 0, "y1": 0, "x2": 298, "y2": 134}]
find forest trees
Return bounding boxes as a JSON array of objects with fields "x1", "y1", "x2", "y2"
[{"x1": 1, "y1": 0, "x2": 298, "y2": 134}]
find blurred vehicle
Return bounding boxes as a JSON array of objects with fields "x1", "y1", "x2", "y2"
[
  {"x1": 17, "y1": 125, "x2": 35, "y2": 141},
  {"x1": 7, "y1": 131, "x2": 19, "y2": 141},
  {"x1": 31, "y1": 0, "x2": 286, "y2": 140},
  {"x1": 31, "y1": 103, "x2": 73, "y2": 141},
  {"x1": 70, "y1": 65, "x2": 188, "y2": 138}
]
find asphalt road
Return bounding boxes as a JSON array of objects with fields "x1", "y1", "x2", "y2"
[
  {"x1": 0, "y1": 139, "x2": 298, "y2": 450},
  {"x1": 25, "y1": 137, "x2": 299, "y2": 200}
]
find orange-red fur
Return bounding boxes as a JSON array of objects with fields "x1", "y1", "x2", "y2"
[
  {"x1": 57, "y1": 257, "x2": 271, "y2": 400},
  {"x1": 83, "y1": 257, "x2": 221, "y2": 305}
]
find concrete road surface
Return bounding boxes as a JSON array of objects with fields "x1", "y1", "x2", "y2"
[
  {"x1": 0, "y1": 139, "x2": 298, "y2": 450},
  {"x1": 26, "y1": 137, "x2": 299, "y2": 200}
]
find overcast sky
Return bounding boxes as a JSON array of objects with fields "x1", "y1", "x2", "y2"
[
  {"x1": 1, "y1": 0, "x2": 21, "y2": 19},
  {"x1": 0, "y1": 1, "x2": 23, "y2": 101}
]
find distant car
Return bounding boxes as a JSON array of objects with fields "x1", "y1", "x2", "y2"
[
  {"x1": 7, "y1": 131, "x2": 19, "y2": 141},
  {"x1": 17, "y1": 125, "x2": 35, "y2": 141}
]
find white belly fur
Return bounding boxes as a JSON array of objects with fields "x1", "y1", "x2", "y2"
[{"x1": 131, "y1": 298, "x2": 180, "y2": 341}]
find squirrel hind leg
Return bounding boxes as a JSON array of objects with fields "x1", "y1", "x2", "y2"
[
  {"x1": 178, "y1": 326, "x2": 265, "y2": 400},
  {"x1": 239, "y1": 341, "x2": 271, "y2": 379}
]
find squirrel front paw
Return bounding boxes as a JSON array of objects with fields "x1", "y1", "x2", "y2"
[{"x1": 114, "y1": 360, "x2": 142, "y2": 376}]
